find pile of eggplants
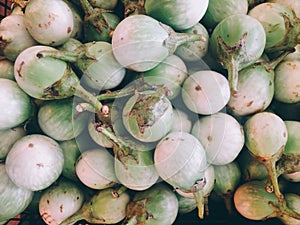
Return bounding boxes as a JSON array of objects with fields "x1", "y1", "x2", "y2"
[{"x1": 0, "y1": 0, "x2": 300, "y2": 224}]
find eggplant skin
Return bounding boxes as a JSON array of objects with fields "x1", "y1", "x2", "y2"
[{"x1": 234, "y1": 180, "x2": 278, "y2": 220}]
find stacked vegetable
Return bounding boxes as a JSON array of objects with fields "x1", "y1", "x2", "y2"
[{"x1": 0, "y1": 0, "x2": 299, "y2": 224}]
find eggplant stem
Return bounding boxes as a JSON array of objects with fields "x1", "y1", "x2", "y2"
[
  {"x1": 36, "y1": 50, "x2": 79, "y2": 63},
  {"x1": 112, "y1": 185, "x2": 128, "y2": 198},
  {"x1": 96, "y1": 78, "x2": 164, "y2": 101},
  {"x1": 267, "y1": 49, "x2": 295, "y2": 70},
  {"x1": 79, "y1": 0, "x2": 94, "y2": 16},
  {"x1": 192, "y1": 178, "x2": 206, "y2": 219},
  {"x1": 74, "y1": 84, "x2": 103, "y2": 114},
  {"x1": 263, "y1": 157, "x2": 284, "y2": 200},
  {"x1": 161, "y1": 22, "x2": 206, "y2": 55},
  {"x1": 59, "y1": 208, "x2": 85, "y2": 225}
]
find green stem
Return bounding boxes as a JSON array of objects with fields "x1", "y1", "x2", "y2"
[
  {"x1": 227, "y1": 57, "x2": 239, "y2": 97},
  {"x1": 36, "y1": 50, "x2": 79, "y2": 63},
  {"x1": 192, "y1": 179, "x2": 206, "y2": 219},
  {"x1": 264, "y1": 157, "x2": 284, "y2": 200},
  {"x1": 267, "y1": 49, "x2": 295, "y2": 70},
  {"x1": 76, "y1": 102, "x2": 96, "y2": 113},
  {"x1": 216, "y1": 32, "x2": 249, "y2": 97},
  {"x1": 59, "y1": 209, "x2": 85, "y2": 225},
  {"x1": 222, "y1": 194, "x2": 234, "y2": 215},
  {"x1": 96, "y1": 78, "x2": 164, "y2": 101},
  {"x1": 97, "y1": 123, "x2": 129, "y2": 148},
  {"x1": 79, "y1": 0, "x2": 94, "y2": 16},
  {"x1": 269, "y1": 200, "x2": 300, "y2": 220},
  {"x1": 161, "y1": 23, "x2": 206, "y2": 54},
  {"x1": 75, "y1": 84, "x2": 103, "y2": 113}
]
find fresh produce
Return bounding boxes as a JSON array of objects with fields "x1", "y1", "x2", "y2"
[
  {"x1": 248, "y1": 2, "x2": 300, "y2": 53},
  {"x1": 0, "y1": 58, "x2": 14, "y2": 80},
  {"x1": 59, "y1": 186, "x2": 130, "y2": 225},
  {"x1": 191, "y1": 112, "x2": 245, "y2": 165},
  {"x1": 5, "y1": 134, "x2": 64, "y2": 191},
  {"x1": 209, "y1": 14, "x2": 266, "y2": 96},
  {"x1": 280, "y1": 121, "x2": 300, "y2": 182},
  {"x1": 0, "y1": 163, "x2": 33, "y2": 222},
  {"x1": 75, "y1": 148, "x2": 118, "y2": 190},
  {"x1": 268, "y1": 0, "x2": 300, "y2": 17},
  {"x1": 46, "y1": 38, "x2": 127, "y2": 92},
  {"x1": 234, "y1": 180, "x2": 300, "y2": 221},
  {"x1": 88, "y1": 115, "x2": 114, "y2": 148},
  {"x1": 233, "y1": 180, "x2": 280, "y2": 220},
  {"x1": 170, "y1": 108, "x2": 192, "y2": 133},
  {"x1": 154, "y1": 131, "x2": 207, "y2": 218},
  {"x1": 63, "y1": 0, "x2": 84, "y2": 40},
  {"x1": 201, "y1": 0, "x2": 249, "y2": 29},
  {"x1": 37, "y1": 98, "x2": 90, "y2": 141},
  {"x1": 237, "y1": 148, "x2": 268, "y2": 181},
  {"x1": 175, "y1": 23, "x2": 209, "y2": 62},
  {"x1": 181, "y1": 70, "x2": 231, "y2": 115},
  {"x1": 0, "y1": 78, "x2": 32, "y2": 130},
  {"x1": 111, "y1": 14, "x2": 206, "y2": 72},
  {"x1": 80, "y1": 0, "x2": 120, "y2": 42},
  {"x1": 274, "y1": 56, "x2": 300, "y2": 103},
  {"x1": 13, "y1": 45, "x2": 104, "y2": 114},
  {"x1": 123, "y1": 183, "x2": 179, "y2": 225},
  {"x1": 244, "y1": 112, "x2": 288, "y2": 199},
  {"x1": 213, "y1": 162, "x2": 241, "y2": 214},
  {"x1": 97, "y1": 124, "x2": 159, "y2": 191},
  {"x1": 0, "y1": 6, "x2": 37, "y2": 61},
  {"x1": 0, "y1": 127, "x2": 26, "y2": 159},
  {"x1": 227, "y1": 50, "x2": 291, "y2": 116},
  {"x1": 59, "y1": 139, "x2": 82, "y2": 181},
  {"x1": 24, "y1": 0, "x2": 74, "y2": 46},
  {"x1": 175, "y1": 165, "x2": 215, "y2": 216},
  {"x1": 143, "y1": 54, "x2": 188, "y2": 100},
  {"x1": 122, "y1": 87, "x2": 173, "y2": 143},
  {"x1": 39, "y1": 178, "x2": 85, "y2": 225},
  {"x1": 144, "y1": 0, "x2": 209, "y2": 30},
  {"x1": 1, "y1": 0, "x2": 300, "y2": 224}
]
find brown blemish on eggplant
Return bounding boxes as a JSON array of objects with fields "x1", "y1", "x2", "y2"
[
  {"x1": 28, "y1": 143, "x2": 34, "y2": 148},
  {"x1": 247, "y1": 101, "x2": 253, "y2": 107},
  {"x1": 16, "y1": 61, "x2": 25, "y2": 77},
  {"x1": 67, "y1": 26, "x2": 72, "y2": 33},
  {"x1": 36, "y1": 163, "x2": 44, "y2": 168},
  {"x1": 195, "y1": 85, "x2": 202, "y2": 91}
]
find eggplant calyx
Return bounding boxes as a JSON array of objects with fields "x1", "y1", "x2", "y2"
[
  {"x1": 276, "y1": 153, "x2": 300, "y2": 175},
  {"x1": 42, "y1": 65, "x2": 79, "y2": 99},
  {"x1": 123, "y1": 198, "x2": 148, "y2": 225},
  {"x1": 269, "y1": 199, "x2": 300, "y2": 220},
  {"x1": 128, "y1": 87, "x2": 171, "y2": 135},
  {"x1": 216, "y1": 32, "x2": 254, "y2": 96},
  {"x1": 266, "y1": 13, "x2": 300, "y2": 53},
  {"x1": 122, "y1": 0, "x2": 146, "y2": 17}
]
